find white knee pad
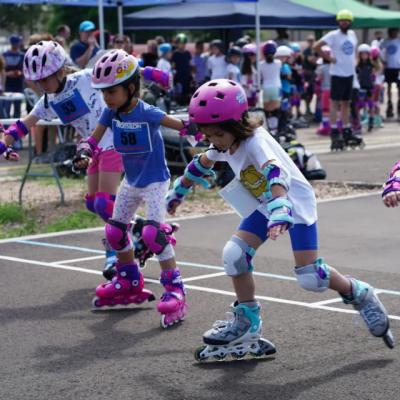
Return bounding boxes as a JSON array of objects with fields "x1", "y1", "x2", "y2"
[
  {"x1": 222, "y1": 236, "x2": 255, "y2": 277},
  {"x1": 156, "y1": 243, "x2": 175, "y2": 262},
  {"x1": 294, "y1": 258, "x2": 330, "y2": 292}
]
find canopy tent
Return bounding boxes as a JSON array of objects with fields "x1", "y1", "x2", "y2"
[
  {"x1": 292, "y1": 0, "x2": 400, "y2": 28},
  {"x1": 0, "y1": 0, "x2": 183, "y2": 46},
  {"x1": 123, "y1": 0, "x2": 337, "y2": 30}
]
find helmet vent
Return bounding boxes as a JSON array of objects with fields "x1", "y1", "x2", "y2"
[
  {"x1": 211, "y1": 114, "x2": 220, "y2": 119},
  {"x1": 111, "y1": 53, "x2": 119, "y2": 62},
  {"x1": 216, "y1": 92, "x2": 225, "y2": 100},
  {"x1": 101, "y1": 56, "x2": 108, "y2": 64},
  {"x1": 208, "y1": 82, "x2": 218, "y2": 86},
  {"x1": 32, "y1": 60, "x2": 37, "y2": 73},
  {"x1": 96, "y1": 68, "x2": 101, "y2": 79},
  {"x1": 228, "y1": 81, "x2": 236, "y2": 86},
  {"x1": 32, "y1": 48, "x2": 39, "y2": 57},
  {"x1": 193, "y1": 91, "x2": 199, "y2": 98},
  {"x1": 104, "y1": 66, "x2": 112, "y2": 77},
  {"x1": 199, "y1": 100, "x2": 207, "y2": 107},
  {"x1": 42, "y1": 54, "x2": 47, "y2": 66},
  {"x1": 24, "y1": 58, "x2": 29, "y2": 69}
]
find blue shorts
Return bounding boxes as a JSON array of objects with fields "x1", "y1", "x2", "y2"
[{"x1": 238, "y1": 210, "x2": 318, "y2": 251}]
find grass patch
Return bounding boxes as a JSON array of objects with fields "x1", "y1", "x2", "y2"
[
  {"x1": 44, "y1": 209, "x2": 101, "y2": 233},
  {"x1": 0, "y1": 203, "x2": 25, "y2": 224}
]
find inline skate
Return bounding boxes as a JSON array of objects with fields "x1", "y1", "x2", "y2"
[
  {"x1": 194, "y1": 302, "x2": 276, "y2": 362},
  {"x1": 330, "y1": 128, "x2": 344, "y2": 151},
  {"x1": 343, "y1": 127, "x2": 365, "y2": 149},
  {"x1": 341, "y1": 278, "x2": 395, "y2": 349}
]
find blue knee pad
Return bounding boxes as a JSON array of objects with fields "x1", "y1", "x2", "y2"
[
  {"x1": 223, "y1": 236, "x2": 256, "y2": 277},
  {"x1": 294, "y1": 258, "x2": 330, "y2": 292}
]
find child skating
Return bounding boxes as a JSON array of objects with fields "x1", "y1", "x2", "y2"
[
  {"x1": 74, "y1": 49, "x2": 188, "y2": 328},
  {"x1": 167, "y1": 79, "x2": 394, "y2": 360}
]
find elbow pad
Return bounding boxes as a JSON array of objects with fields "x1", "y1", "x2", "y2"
[{"x1": 262, "y1": 162, "x2": 290, "y2": 200}]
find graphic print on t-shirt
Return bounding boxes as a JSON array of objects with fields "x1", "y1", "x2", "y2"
[
  {"x1": 341, "y1": 40, "x2": 354, "y2": 55},
  {"x1": 240, "y1": 165, "x2": 267, "y2": 198},
  {"x1": 387, "y1": 44, "x2": 398, "y2": 55}
]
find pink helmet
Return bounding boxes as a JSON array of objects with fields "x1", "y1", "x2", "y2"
[
  {"x1": 242, "y1": 43, "x2": 257, "y2": 55},
  {"x1": 321, "y1": 45, "x2": 331, "y2": 57},
  {"x1": 23, "y1": 41, "x2": 66, "y2": 81},
  {"x1": 370, "y1": 46, "x2": 380, "y2": 59},
  {"x1": 189, "y1": 79, "x2": 248, "y2": 124},
  {"x1": 91, "y1": 49, "x2": 139, "y2": 89}
]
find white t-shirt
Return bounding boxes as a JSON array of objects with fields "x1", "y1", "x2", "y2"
[
  {"x1": 226, "y1": 63, "x2": 241, "y2": 82},
  {"x1": 260, "y1": 59, "x2": 282, "y2": 88},
  {"x1": 322, "y1": 29, "x2": 358, "y2": 77},
  {"x1": 205, "y1": 126, "x2": 317, "y2": 225},
  {"x1": 31, "y1": 69, "x2": 113, "y2": 150},
  {"x1": 207, "y1": 55, "x2": 227, "y2": 80},
  {"x1": 380, "y1": 38, "x2": 400, "y2": 69},
  {"x1": 157, "y1": 58, "x2": 172, "y2": 73}
]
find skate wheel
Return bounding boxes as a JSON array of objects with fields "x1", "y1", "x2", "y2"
[
  {"x1": 194, "y1": 345, "x2": 208, "y2": 362},
  {"x1": 213, "y1": 353, "x2": 227, "y2": 361},
  {"x1": 383, "y1": 330, "x2": 395, "y2": 349},
  {"x1": 231, "y1": 352, "x2": 246, "y2": 360},
  {"x1": 160, "y1": 314, "x2": 170, "y2": 329},
  {"x1": 92, "y1": 297, "x2": 101, "y2": 308}
]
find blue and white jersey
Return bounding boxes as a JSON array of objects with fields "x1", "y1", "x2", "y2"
[
  {"x1": 380, "y1": 38, "x2": 400, "y2": 69},
  {"x1": 99, "y1": 99, "x2": 170, "y2": 188},
  {"x1": 31, "y1": 69, "x2": 114, "y2": 150},
  {"x1": 322, "y1": 29, "x2": 358, "y2": 77}
]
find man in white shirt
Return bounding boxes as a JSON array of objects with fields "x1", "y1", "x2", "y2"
[
  {"x1": 380, "y1": 28, "x2": 400, "y2": 119},
  {"x1": 314, "y1": 9, "x2": 362, "y2": 151}
]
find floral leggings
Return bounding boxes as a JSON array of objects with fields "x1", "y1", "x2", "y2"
[{"x1": 112, "y1": 178, "x2": 174, "y2": 261}]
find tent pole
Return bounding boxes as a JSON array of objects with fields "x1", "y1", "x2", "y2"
[
  {"x1": 118, "y1": 4, "x2": 123, "y2": 36},
  {"x1": 98, "y1": 0, "x2": 105, "y2": 49},
  {"x1": 255, "y1": 1, "x2": 261, "y2": 95}
]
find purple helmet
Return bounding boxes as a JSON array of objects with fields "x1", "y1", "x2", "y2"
[
  {"x1": 91, "y1": 49, "x2": 139, "y2": 89},
  {"x1": 242, "y1": 43, "x2": 257, "y2": 55},
  {"x1": 23, "y1": 41, "x2": 66, "y2": 81},
  {"x1": 189, "y1": 79, "x2": 248, "y2": 124},
  {"x1": 262, "y1": 40, "x2": 277, "y2": 56}
]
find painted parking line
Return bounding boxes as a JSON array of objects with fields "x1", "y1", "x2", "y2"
[{"x1": 1, "y1": 254, "x2": 399, "y2": 322}]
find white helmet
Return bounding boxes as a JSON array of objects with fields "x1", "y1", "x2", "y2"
[
  {"x1": 358, "y1": 43, "x2": 371, "y2": 54},
  {"x1": 275, "y1": 45, "x2": 293, "y2": 58}
]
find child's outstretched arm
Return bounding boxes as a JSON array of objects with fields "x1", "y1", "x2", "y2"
[
  {"x1": 166, "y1": 153, "x2": 215, "y2": 215},
  {"x1": 382, "y1": 160, "x2": 400, "y2": 207}
]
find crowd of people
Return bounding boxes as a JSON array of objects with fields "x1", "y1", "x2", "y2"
[{"x1": 0, "y1": 9, "x2": 398, "y2": 359}]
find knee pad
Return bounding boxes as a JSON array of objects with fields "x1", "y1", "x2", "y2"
[
  {"x1": 105, "y1": 219, "x2": 132, "y2": 252},
  {"x1": 294, "y1": 258, "x2": 330, "y2": 292},
  {"x1": 222, "y1": 236, "x2": 255, "y2": 277},
  {"x1": 141, "y1": 220, "x2": 175, "y2": 255},
  {"x1": 94, "y1": 192, "x2": 115, "y2": 222},
  {"x1": 85, "y1": 194, "x2": 96, "y2": 214}
]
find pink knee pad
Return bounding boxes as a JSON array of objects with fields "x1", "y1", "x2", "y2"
[
  {"x1": 105, "y1": 219, "x2": 132, "y2": 251},
  {"x1": 85, "y1": 194, "x2": 96, "y2": 214},
  {"x1": 142, "y1": 221, "x2": 175, "y2": 255},
  {"x1": 94, "y1": 192, "x2": 115, "y2": 222}
]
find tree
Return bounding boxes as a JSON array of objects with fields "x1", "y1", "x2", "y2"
[{"x1": 0, "y1": 5, "x2": 48, "y2": 34}]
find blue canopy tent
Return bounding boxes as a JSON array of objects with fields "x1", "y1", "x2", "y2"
[{"x1": 0, "y1": 0, "x2": 183, "y2": 47}]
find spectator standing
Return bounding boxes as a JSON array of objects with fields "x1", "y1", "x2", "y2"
[
  {"x1": 141, "y1": 40, "x2": 158, "y2": 67},
  {"x1": 302, "y1": 35, "x2": 317, "y2": 115},
  {"x1": 314, "y1": 9, "x2": 363, "y2": 151},
  {"x1": 70, "y1": 20, "x2": 100, "y2": 69},
  {"x1": 380, "y1": 28, "x2": 400, "y2": 119},
  {"x1": 191, "y1": 41, "x2": 208, "y2": 88},
  {"x1": 371, "y1": 30, "x2": 384, "y2": 49},
  {"x1": 171, "y1": 33, "x2": 192, "y2": 105},
  {"x1": 207, "y1": 39, "x2": 227, "y2": 80}
]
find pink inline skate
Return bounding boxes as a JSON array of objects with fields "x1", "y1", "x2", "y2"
[
  {"x1": 157, "y1": 268, "x2": 187, "y2": 328},
  {"x1": 92, "y1": 262, "x2": 155, "y2": 308}
]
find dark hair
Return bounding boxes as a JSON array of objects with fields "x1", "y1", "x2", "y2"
[
  {"x1": 56, "y1": 25, "x2": 69, "y2": 35},
  {"x1": 266, "y1": 54, "x2": 274, "y2": 63},
  {"x1": 241, "y1": 53, "x2": 253, "y2": 75},
  {"x1": 198, "y1": 111, "x2": 263, "y2": 143}
]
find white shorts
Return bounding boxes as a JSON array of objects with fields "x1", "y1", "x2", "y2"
[{"x1": 263, "y1": 86, "x2": 281, "y2": 102}]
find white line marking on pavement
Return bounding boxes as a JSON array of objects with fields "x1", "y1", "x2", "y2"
[
  {"x1": 56, "y1": 255, "x2": 105, "y2": 264},
  {"x1": 1, "y1": 254, "x2": 399, "y2": 321},
  {"x1": 182, "y1": 272, "x2": 227, "y2": 282},
  {"x1": 16, "y1": 240, "x2": 104, "y2": 254}
]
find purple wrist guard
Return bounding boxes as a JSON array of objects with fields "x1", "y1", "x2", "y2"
[
  {"x1": 389, "y1": 160, "x2": 400, "y2": 178},
  {"x1": 142, "y1": 66, "x2": 170, "y2": 88},
  {"x1": 0, "y1": 141, "x2": 7, "y2": 155},
  {"x1": 5, "y1": 120, "x2": 29, "y2": 141},
  {"x1": 77, "y1": 136, "x2": 99, "y2": 158},
  {"x1": 382, "y1": 176, "x2": 400, "y2": 198},
  {"x1": 179, "y1": 120, "x2": 203, "y2": 142}
]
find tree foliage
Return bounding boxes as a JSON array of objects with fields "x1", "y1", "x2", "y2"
[{"x1": 0, "y1": 5, "x2": 49, "y2": 34}]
